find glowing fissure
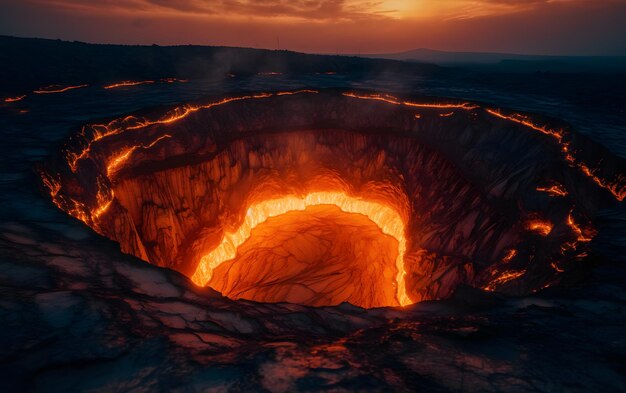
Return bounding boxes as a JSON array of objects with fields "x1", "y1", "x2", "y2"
[
  {"x1": 60, "y1": 89, "x2": 624, "y2": 206},
  {"x1": 103, "y1": 78, "x2": 187, "y2": 89},
  {"x1": 4, "y1": 95, "x2": 26, "y2": 103},
  {"x1": 551, "y1": 262, "x2": 565, "y2": 273},
  {"x1": 537, "y1": 184, "x2": 568, "y2": 197},
  {"x1": 341, "y1": 92, "x2": 624, "y2": 202},
  {"x1": 527, "y1": 219, "x2": 553, "y2": 236},
  {"x1": 92, "y1": 177, "x2": 114, "y2": 223},
  {"x1": 567, "y1": 210, "x2": 594, "y2": 242},
  {"x1": 104, "y1": 80, "x2": 155, "y2": 89},
  {"x1": 276, "y1": 90, "x2": 319, "y2": 96},
  {"x1": 106, "y1": 134, "x2": 172, "y2": 177},
  {"x1": 483, "y1": 269, "x2": 526, "y2": 291},
  {"x1": 47, "y1": 91, "x2": 323, "y2": 230},
  {"x1": 502, "y1": 249, "x2": 517, "y2": 263},
  {"x1": 191, "y1": 191, "x2": 411, "y2": 307},
  {"x1": 161, "y1": 78, "x2": 188, "y2": 83},
  {"x1": 486, "y1": 109, "x2": 626, "y2": 202},
  {"x1": 67, "y1": 90, "x2": 318, "y2": 172},
  {"x1": 577, "y1": 163, "x2": 626, "y2": 202},
  {"x1": 8, "y1": 78, "x2": 187, "y2": 104},
  {"x1": 33, "y1": 84, "x2": 88, "y2": 94},
  {"x1": 342, "y1": 92, "x2": 477, "y2": 110},
  {"x1": 486, "y1": 109, "x2": 565, "y2": 141},
  {"x1": 41, "y1": 171, "x2": 90, "y2": 224}
]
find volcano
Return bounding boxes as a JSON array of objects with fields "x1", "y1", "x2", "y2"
[
  {"x1": 2, "y1": 34, "x2": 626, "y2": 390},
  {"x1": 41, "y1": 89, "x2": 622, "y2": 309}
]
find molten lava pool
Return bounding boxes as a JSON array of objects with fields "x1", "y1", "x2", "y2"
[
  {"x1": 42, "y1": 89, "x2": 625, "y2": 308},
  {"x1": 208, "y1": 204, "x2": 401, "y2": 308}
]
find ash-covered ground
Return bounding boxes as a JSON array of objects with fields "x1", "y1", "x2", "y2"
[{"x1": 1, "y1": 37, "x2": 626, "y2": 392}]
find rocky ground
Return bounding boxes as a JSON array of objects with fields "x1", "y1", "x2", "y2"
[
  {"x1": 1, "y1": 56, "x2": 626, "y2": 392},
  {"x1": 1, "y1": 217, "x2": 625, "y2": 391}
]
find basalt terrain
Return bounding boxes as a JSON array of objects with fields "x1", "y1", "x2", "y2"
[{"x1": 1, "y1": 38, "x2": 626, "y2": 393}]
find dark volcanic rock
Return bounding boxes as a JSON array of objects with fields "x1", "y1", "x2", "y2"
[
  {"x1": 1, "y1": 221, "x2": 625, "y2": 392},
  {"x1": 1, "y1": 42, "x2": 626, "y2": 392}
]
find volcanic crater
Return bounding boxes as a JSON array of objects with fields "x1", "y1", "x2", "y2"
[{"x1": 42, "y1": 89, "x2": 625, "y2": 309}]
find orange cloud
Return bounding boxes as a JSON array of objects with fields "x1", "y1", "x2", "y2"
[
  {"x1": 3, "y1": 0, "x2": 626, "y2": 54},
  {"x1": 25, "y1": 0, "x2": 626, "y2": 22},
  {"x1": 27, "y1": 0, "x2": 401, "y2": 20}
]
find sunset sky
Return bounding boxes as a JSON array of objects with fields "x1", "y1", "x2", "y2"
[{"x1": 1, "y1": 0, "x2": 625, "y2": 55}]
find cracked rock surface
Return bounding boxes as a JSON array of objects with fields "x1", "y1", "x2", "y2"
[
  {"x1": 1, "y1": 68, "x2": 626, "y2": 392},
  {"x1": 1, "y1": 221, "x2": 625, "y2": 392}
]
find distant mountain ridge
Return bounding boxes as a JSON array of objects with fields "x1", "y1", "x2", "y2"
[{"x1": 362, "y1": 48, "x2": 626, "y2": 73}]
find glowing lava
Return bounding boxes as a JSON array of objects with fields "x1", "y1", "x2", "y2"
[
  {"x1": 487, "y1": 108, "x2": 626, "y2": 202},
  {"x1": 191, "y1": 191, "x2": 411, "y2": 307},
  {"x1": 104, "y1": 80, "x2": 155, "y2": 89},
  {"x1": 276, "y1": 90, "x2": 319, "y2": 96},
  {"x1": 485, "y1": 109, "x2": 565, "y2": 141},
  {"x1": 342, "y1": 93, "x2": 625, "y2": 203},
  {"x1": 567, "y1": 210, "x2": 594, "y2": 242},
  {"x1": 342, "y1": 92, "x2": 477, "y2": 110},
  {"x1": 66, "y1": 91, "x2": 313, "y2": 171},
  {"x1": 33, "y1": 84, "x2": 88, "y2": 94},
  {"x1": 106, "y1": 134, "x2": 172, "y2": 177},
  {"x1": 502, "y1": 249, "x2": 518, "y2": 263},
  {"x1": 527, "y1": 219, "x2": 553, "y2": 236},
  {"x1": 483, "y1": 270, "x2": 526, "y2": 291},
  {"x1": 160, "y1": 78, "x2": 188, "y2": 83},
  {"x1": 61, "y1": 89, "x2": 625, "y2": 207},
  {"x1": 4, "y1": 95, "x2": 26, "y2": 103},
  {"x1": 537, "y1": 184, "x2": 568, "y2": 197}
]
